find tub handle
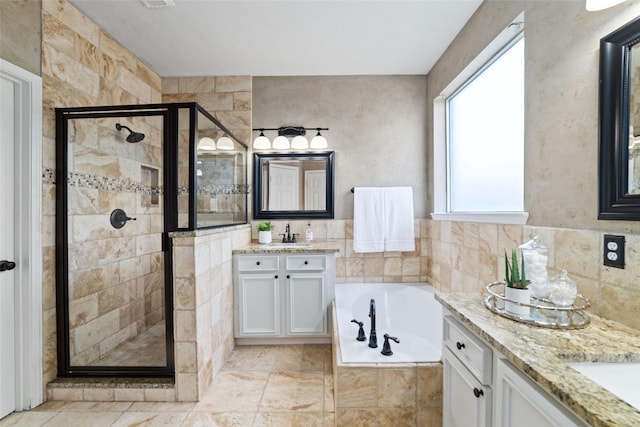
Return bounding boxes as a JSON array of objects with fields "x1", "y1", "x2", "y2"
[
  {"x1": 456, "y1": 341, "x2": 465, "y2": 350},
  {"x1": 350, "y1": 319, "x2": 367, "y2": 341},
  {"x1": 381, "y1": 334, "x2": 400, "y2": 356}
]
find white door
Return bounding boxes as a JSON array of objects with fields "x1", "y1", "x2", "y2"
[
  {"x1": 0, "y1": 75, "x2": 17, "y2": 419},
  {"x1": 304, "y1": 170, "x2": 326, "y2": 210},
  {"x1": 268, "y1": 164, "x2": 299, "y2": 210}
]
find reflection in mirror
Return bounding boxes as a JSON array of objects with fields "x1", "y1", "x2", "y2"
[
  {"x1": 629, "y1": 44, "x2": 640, "y2": 195},
  {"x1": 253, "y1": 152, "x2": 335, "y2": 219},
  {"x1": 598, "y1": 16, "x2": 640, "y2": 220}
]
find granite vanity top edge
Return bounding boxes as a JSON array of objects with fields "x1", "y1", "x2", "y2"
[
  {"x1": 436, "y1": 292, "x2": 640, "y2": 427},
  {"x1": 233, "y1": 241, "x2": 341, "y2": 254}
]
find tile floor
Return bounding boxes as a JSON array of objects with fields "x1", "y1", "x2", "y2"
[
  {"x1": 0, "y1": 345, "x2": 335, "y2": 427},
  {"x1": 97, "y1": 323, "x2": 167, "y2": 367}
]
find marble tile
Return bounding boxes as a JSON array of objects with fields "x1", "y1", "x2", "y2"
[
  {"x1": 253, "y1": 412, "x2": 326, "y2": 427},
  {"x1": 0, "y1": 411, "x2": 57, "y2": 426},
  {"x1": 194, "y1": 371, "x2": 268, "y2": 412},
  {"x1": 182, "y1": 412, "x2": 255, "y2": 427},
  {"x1": 378, "y1": 368, "x2": 416, "y2": 408},
  {"x1": 110, "y1": 411, "x2": 188, "y2": 426},
  {"x1": 334, "y1": 367, "x2": 377, "y2": 408},
  {"x1": 259, "y1": 371, "x2": 324, "y2": 412},
  {"x1": 222, "y1": 345, "x2": 278, "y2": 371},
  {"x1": 43, "y1": 411, "x2": 122, "y2": 426},
  {"x1": 215, "y1": 76, "x2": 251, "y2": 92},
  {"x1": 335, "y1": 408, "x2": 377, "y2": 427}
]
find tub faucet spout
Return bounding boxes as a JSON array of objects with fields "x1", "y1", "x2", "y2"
[{"x1": 368, "y1": 298, "x2": 377, "y2": 348}]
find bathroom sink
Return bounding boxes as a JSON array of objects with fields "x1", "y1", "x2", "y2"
[
  {"x1": 569, "y1": 362, "x2": 640, "y2": 410},
  {"x1": 260, "y1": 243, "x2": 312, "y2": 249}
]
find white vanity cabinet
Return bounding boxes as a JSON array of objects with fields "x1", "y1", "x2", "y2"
[
  {"x1": 234, "y1": 251, "x2": 335, "y2": 343},
  {"x1": 495, "y1": 358, "x2": 585, "y2": 427},
  {"x1": 442, "y1": 311, "x2": 586, "y2": 427},
  {"x1": 443, "y1": 316, "x2": 492, "y2": 427}
]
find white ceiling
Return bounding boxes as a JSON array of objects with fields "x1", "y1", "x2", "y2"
[{"x1": 69, "y1": 0, "x2": 483, "y2": 77}]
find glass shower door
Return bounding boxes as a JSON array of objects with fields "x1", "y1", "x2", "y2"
[{"x1": 57, "y1": 108, "x2": 173, "y2": 376}]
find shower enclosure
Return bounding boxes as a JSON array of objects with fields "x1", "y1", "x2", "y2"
[{"x1": 56, "y1": 103, "x2": 247, "y2": 377}]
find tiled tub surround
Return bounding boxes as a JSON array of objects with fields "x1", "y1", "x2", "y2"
[
  {"x1": 437, "y1": 292, "x2": 640, "y2": 427},
  {"x1": 330, "y1": 304, "x2": 443, "y2": 427}
]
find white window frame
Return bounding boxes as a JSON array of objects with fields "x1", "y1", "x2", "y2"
[{"x1": 432, "y1": 13, "x2": 528, "y2": 225}]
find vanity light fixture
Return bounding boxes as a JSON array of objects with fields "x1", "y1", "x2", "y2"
[
  {"x1": 253, "y1": 129, "x2": 271, "y2": 149},
  {"x1": 198, "y1": 137, "x2": 216, "y2": 151},
  {"x1": 252, "y1": 126, "x2": 329, "y2": 150},
  {"x1": 272, "y1": 135, "x2": 290, "y2": 149},
  {"x1": 586, "y1": 0, "x2": 626, "y2": 11},
  {"x1": 310, "y1": 129, "x2": 328, "y2": 149},
  {"x1": 291, "y1": 135, "x2": 309, "y2": 149},
  {"x1": 217, "y1": 135, "x2": 234, "y2": 150}
]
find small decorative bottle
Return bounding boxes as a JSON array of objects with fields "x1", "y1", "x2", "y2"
[
  {"x1": 519, "y1": 229, "x2": 549, "y2": 299},
  {"x1": 305, "y1": 223, "x2": 314, "y2": 242}
]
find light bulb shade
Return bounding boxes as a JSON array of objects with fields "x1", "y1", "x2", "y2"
[
  {"x1": 291, "y1": 135, "x2": 309, "y2": 149},
  {"x1": 586, "y1": 0, "x2": 625, "y2": 10},
  {"x1": 198, "y1": 137, "x2": 216, "y2": 150},
  {"x1": 217, "y1": 136, "x2": 234, "y2": 150},
  {"x1": 272, "y1": 135, "x2": 290, "y2": 149},
  {"x1": 253, "y1": 134, "x2": 271, "y2": 149},
  {"x1": 310, "y1": 134, "x2": 328, "y2": 149}
]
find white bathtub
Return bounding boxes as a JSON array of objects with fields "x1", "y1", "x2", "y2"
[{"x1": 334, "y1": 282, "x2": 443, "y2": 363}]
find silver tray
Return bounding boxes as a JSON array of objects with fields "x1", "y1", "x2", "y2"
[{"x1": 485, "y1": 282, "x2": 590, "y2": 329}]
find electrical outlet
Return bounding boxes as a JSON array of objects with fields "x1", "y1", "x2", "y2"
[{"x1": 603, "y1": 234, "x2": 625, "y2": 269}]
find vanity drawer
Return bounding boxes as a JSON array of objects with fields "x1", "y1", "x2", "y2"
[
  {"x1": 236, "y1": 255, "x2": 280, "y2": 272},
  {"x1": 285, "y1": 254, "x2": 327, "y2": 271},
  {"x1": 444, "y1": 315, "x2": 492, "y2": 384}
]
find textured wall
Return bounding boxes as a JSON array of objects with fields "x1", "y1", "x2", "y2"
[
  {"x1": 0, "y1": 0, "x2": 42, "y2": 75},
  {"x1": 425, "y1": 0, "x2": 640, "y2": 331},
  {"x1": 253, "y1": 75, "x2": 429, "y2": 220}
]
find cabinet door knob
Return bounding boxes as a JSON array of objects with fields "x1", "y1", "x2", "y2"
[
  {"x1": 256, "y1": 261, "x2": 261, "y2": 265},
  {"x1": 304, "y1": 260, "x2": 309, "y2": 265},
  {"x1": 274, "y1": 275, "x2": 278, "y2": 279},
  {"x1": 473, "y1": 387, "x2": 484, "y2": 398},
  {"x1": 0, "y1": 260, "x2": 16, "y2": 272},
  {"x1": 456, "y1": 341, "x2": 465, "y2": 350},
  {"x1": 286, "y1": 275, "x2": 290, "y2": 279}
]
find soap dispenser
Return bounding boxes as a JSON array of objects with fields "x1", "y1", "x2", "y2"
[
  {"x1": 519, "y1": 229, "x2": 549, "y2": 299},
  {"x1": 305, "y1": 223, "x2": 314, "y2": 242}
]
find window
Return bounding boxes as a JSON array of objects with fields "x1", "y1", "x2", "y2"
[{"x1": 433, "y1": 16, "x2": 527, "y2": 224}]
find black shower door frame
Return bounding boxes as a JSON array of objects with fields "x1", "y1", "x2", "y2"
[{"x1": 55, "y1": 104, "x2": 179, "y2": 377}]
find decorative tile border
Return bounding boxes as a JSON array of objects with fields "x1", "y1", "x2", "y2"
[{"x1": 42, "y1": 168, "x2": 162, "y2": 196}]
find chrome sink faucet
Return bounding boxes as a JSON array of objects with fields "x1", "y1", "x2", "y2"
[{"x1": 368, "y1": 298, "x2": 377, "y2": 348}]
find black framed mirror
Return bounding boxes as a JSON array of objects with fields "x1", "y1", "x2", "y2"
[
  {"x1": 253, "y1": 151, "x2": 335, "y2": 219},
  {"x1": 598, "y1": 16, "x2": 640, "y2": 220}
]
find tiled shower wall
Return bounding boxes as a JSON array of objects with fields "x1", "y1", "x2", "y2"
[
  {"x1": 41, "y1": 0, "x2": 162, "y2": 390},
  {"x1": 65, "y1": 115, "x2": 165, "y2": 366}
]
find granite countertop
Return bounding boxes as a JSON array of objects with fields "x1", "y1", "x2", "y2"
[
  {"x1": 233, "y1": 240, "x2": 342, "y2": 254},
  {"x1": 436, "y1": 292, "x2": 640, "y2": 427}
]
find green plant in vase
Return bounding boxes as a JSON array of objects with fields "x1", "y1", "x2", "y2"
[
  {"x1": 258, "y1": 221, "x2": 273, "y2": 244},
  {"x1": 504, "y1": 249, "x2": 531, "y2": 316},
  {"x1": 258, "y1": 221, "x2": 273, "y2": 232},
  {"x1": 505, "y1": 249, "x2": 529, "y2": 289}
]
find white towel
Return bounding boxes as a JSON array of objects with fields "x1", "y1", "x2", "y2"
[
  {"x1": 353, "y1": 187, "x2": 385, "y2": 253},
  {"x1": 383, "y1": 187, "x2": 415, "y2": 252}
]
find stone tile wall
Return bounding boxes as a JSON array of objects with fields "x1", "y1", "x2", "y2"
[
  {"x1": 42, "y1": 0, "x2": 162, "y2": 394},
  {"x1": 254, "y1": 219, "x2": 640, "y2": 332},
  {"x1": 172, "y1": 225, "x2": 251, "y2": 401}
]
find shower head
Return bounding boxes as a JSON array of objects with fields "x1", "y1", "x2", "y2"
[{"x1": 115, "y1": 123, "x2": 145, "y2": 143}]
